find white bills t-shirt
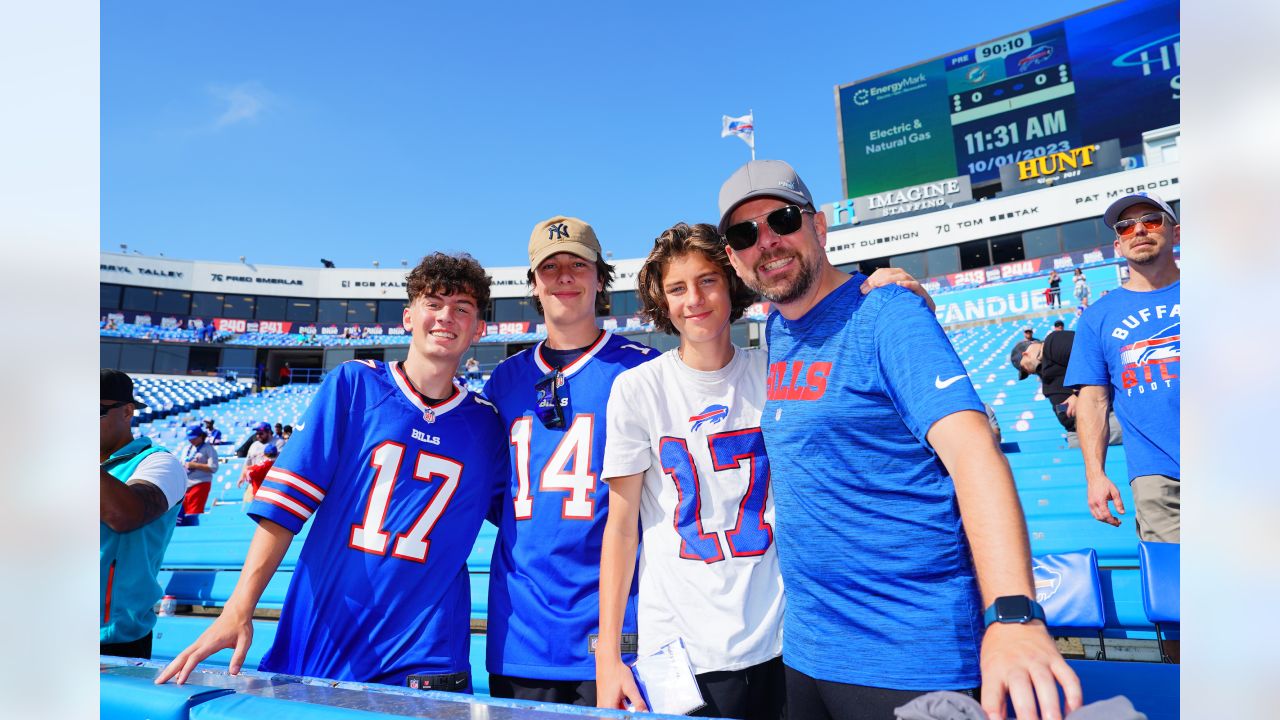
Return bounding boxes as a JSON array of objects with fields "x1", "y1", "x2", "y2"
[{"x1": 603, "y1": 346, "x2": 782, "y2": 674}]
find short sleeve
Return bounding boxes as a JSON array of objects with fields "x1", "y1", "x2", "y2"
[
  {"x1": 129, "y1": 452, "x2": 187, "y2": 509},
  {"x1": 873, "y1": 289, "x2": 984, "y2": 444},
  {"x1": 247, "y1": 368, "x2": 351, "y2": 534},
  {"x1": 601, "y1": 368, "x2": 653, "y2": 481},
  {"x1": 1064, "y1": 311, "x2": 1110, "y2": 388}
]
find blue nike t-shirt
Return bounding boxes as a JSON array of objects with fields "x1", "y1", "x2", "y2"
[
  {"x1": 1064, "y1": 281, "x2": 1180, "y2": 480},
  {"x1": 762, "y1": 275, "x2": 986, "y2": 690}
]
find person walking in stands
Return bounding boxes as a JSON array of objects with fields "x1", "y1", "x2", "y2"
[
  {"x1": 1047, "y1": 270, "x2": 1062, "y2": 308},
  {"x1": 482, "y1": 216, "x2": 658, "y2": 705},
  {"x1": 202, "y1": 417, "x2": 223, "y2": 445},
  {"x1": 1011, "y1": 333, "x2": 1122, "y2": 449},
  {"x1": 179, "y1": 424, "x2": 219, "y2": 516},
  {"x1": 241, "y1": 443, "x2": 278, "y2": 504},
  {"x1": 1072, "y1": 268, "x2": 1091, "y2": 308},
  {"x1": 717, "y1": 160, "x2": 1080, "y2": 720},
  {"x1": 101, "y1": 369, "x2": 186, "y2": 659},
  {"x1": 1065, "y1": 193, "x2": 1181, "y2": 542},
  {"x1": 279, "y1": 362, "x2": 292, "y2": 386},
  {"x1": 156, "y1": 252, "x2": 508, "y2": 688}
]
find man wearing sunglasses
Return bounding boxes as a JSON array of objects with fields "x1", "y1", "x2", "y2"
[
  {"x1": 101, "y1": 369, "x2": 187, "y2": 659},
  {"x1": 1065, "y1": 193, "x2": 1181, "y2": 542},
  {"x1": 717, "y1": 160, "x2": 1080, "y2": 720},
  {"x1": 482, "y1": 216, "x2": 657, "y2": 705}
]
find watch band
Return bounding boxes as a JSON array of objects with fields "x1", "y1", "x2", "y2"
[{"x1": 982, "y1": 595, "x2": 1047, "y2": 627}]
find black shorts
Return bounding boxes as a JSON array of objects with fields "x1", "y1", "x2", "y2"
[
  {"x1": 488, "y1": 674, "x2": 596, "y2": 706},
  {"x1": 785, "y1": 664, "x2": 978, "y2": 720},
  {"x1": 100, "y1": 631, "x2": 152, "y2": 660},
  {"x1": 693, "y1": 656, "x2": 785, "y2": 720}
]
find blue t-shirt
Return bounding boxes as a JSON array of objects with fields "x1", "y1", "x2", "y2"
[
  {"x1": 762, "y1": 276, "x2": 985, "y2": 690},
  {"x1": 248, "y1": 360, "x2": 507, "y2": 685},
  {"x1": 1064, "y1": 281, "x2": 1180, "y2": 480},
  {"x1": 483, "y1": 331, "x2": 657, "y2": 680}
]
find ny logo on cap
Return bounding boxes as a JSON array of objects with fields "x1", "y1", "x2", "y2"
[{"x1": 547, "y1": 223, "x2": 570, "y2": 240}]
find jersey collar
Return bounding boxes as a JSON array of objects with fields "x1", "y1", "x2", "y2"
[
  {"x1": 390, "y1": 361, "x2": 467, "y2": 422},
  {"x1": 533, "y1": 329, "x2": 612, "y2": 379}
]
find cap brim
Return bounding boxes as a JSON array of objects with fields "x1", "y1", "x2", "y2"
[
  {"x1": 133, "y1": 397, "x2": 148, "y2": 408},
  {"x1": 531, "y1": 241, "x2": 598, "y2": 268}
]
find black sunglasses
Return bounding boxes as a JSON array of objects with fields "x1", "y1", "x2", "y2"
[
  {"x1": 100, "y1": 401, "x2": 129, "y2": 417},
  {"x1": 1113, "y1": 212, "x2": 1168, "y2": 237},
  {"x1": 723, "y1": 205, "x2": 812, "y2": 251}
]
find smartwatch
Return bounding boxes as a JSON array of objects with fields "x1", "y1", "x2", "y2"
[{"x1": 982, "y1": 595, "x2": 1046, "y2": 627}]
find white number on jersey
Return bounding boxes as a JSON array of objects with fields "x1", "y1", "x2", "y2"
[
  {"x1": 508, "y1": 414, "x2": 597, "y2": 520},
  {"x1": 349, "y1": 441, "x2": 462, "y2": 562}
]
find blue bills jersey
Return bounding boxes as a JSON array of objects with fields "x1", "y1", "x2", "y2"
[
  {"x1": 483, "y1": 331, "x2": 657, "y2": 680},
  {"x1": 248, "y1": 360, "x2": 507, "y2": 686}
]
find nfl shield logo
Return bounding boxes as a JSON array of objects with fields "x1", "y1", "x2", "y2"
[{"x1": 423, "y1": 408, "x2": 436, "y2": 423}]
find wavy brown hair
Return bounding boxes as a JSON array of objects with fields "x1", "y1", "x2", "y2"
[
  {"x1": 636, "y1": 222, "x2": 757, "y2": 336},
  {"x1": 406, "y1": 252, "x2": 492, "y2": 311}
]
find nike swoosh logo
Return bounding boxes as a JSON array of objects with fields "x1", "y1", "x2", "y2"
[{"x1": 935, "y1": 374, "x2": 966, "y2": 389}]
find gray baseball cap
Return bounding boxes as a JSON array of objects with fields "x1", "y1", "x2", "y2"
[
  {"x1": 1103, "y1": 192, "x2": 1178, "y2": 229},
  {"x1": 717, "y1": 160, "x2": 814, "y2": 233}
]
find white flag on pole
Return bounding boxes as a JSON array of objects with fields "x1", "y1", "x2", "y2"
[{"x1": 721, "y1": 112, "x2": 754, "y2": 150}]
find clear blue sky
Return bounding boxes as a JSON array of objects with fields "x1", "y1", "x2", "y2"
[{"x1": 103, "y1": 0, "x2": 1101, "y2": 269}]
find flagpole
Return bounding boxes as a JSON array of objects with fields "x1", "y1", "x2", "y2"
[{"x1": 750, "y1": 108, "x2": 756, "y2": 161}]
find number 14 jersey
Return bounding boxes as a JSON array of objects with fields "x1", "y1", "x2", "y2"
[
  {"x1": 602, "y1": 347, "x2": 783, "y2": 674},
  {"x1": 483, "y1": 331, "x2": 657, "y2": 680}
]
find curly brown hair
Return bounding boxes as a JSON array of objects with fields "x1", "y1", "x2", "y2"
[
  {"x1": 525, "y1": 254, "x2": 616, "y2": 317},
  {"x1": 636, "y1": 222, "x2": 757, "y2": 336},
  {"x1": 406, "y1": 252, "x2": 492, "y2": 311}
]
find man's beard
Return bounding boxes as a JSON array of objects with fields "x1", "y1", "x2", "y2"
[{"x1": 747, "y1": 250, "x2": 817, "y2": 305}]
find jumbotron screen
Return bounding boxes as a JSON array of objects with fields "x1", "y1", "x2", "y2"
[{"x1": 836, "y1": 0, "x2": 1179, "y2": 198}]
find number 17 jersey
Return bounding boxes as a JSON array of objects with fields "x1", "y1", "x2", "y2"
[
  {"x1": 483, "y1": 331, "x2": 657, "y2": 680},
  {"x1": 247, "y1": 360, "x2": 507, "y2": 685}
]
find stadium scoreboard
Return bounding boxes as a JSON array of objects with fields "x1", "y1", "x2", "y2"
[{"x1": 836, "y1": 0, "x2": 1179, "y2": 199}]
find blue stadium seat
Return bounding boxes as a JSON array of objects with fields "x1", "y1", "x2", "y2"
[
  {"x1": 1033, "y1": 549, "x2": 1107, "y2": 658},
  {"x1": 101, "y1": 672, "x2": 233, "y2": 720},
  {"x1": 1138, "y1": 541, "x2": 1180, "y2": 662}
]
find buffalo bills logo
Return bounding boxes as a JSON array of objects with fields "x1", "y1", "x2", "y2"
[
  {"x1": 1033, "y1": 562, "x2": 1062, "y2": 604},
  {"x1": 1120, "y1": 324, "x2": 1181, "y2": 368},
  {"x1": 689, "y1": 404, "x2": 729, "y2": 432}
]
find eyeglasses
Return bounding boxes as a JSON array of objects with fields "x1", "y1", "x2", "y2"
[
  {"x1": 100, "y1": 401, "x2": 128, "y2": 417},
  {"x1": 723, "y1": 205, "x2": 812, "y2": 251},
  {"x1": 1113, "y1": 212, "x2": 1168, "y2": 237}
]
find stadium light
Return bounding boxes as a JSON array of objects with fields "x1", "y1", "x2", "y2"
[
  {"x1": 239, "y1": 255, "x2": 246, "y2": 263},
  {"x1": 119, "y1": 243, "x2": 127, "y2": 253},
  {"x1": 372, "y1": 260, "x2": 380, "y2": 268},
  {"x1": 400, "y1": 259, "x2": 407, "y2": 268},
  {"x1": 320, "y1": 258, "x2": 336, "y2": 268}
]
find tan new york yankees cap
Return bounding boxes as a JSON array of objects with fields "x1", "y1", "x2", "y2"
[{"x1": 528, "y1": 216, "x2": 601, "y2": 269}]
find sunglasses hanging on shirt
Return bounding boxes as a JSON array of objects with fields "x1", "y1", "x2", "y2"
[{"x1": 533, "y1": 369, "x2": 569, "y2": 429}]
